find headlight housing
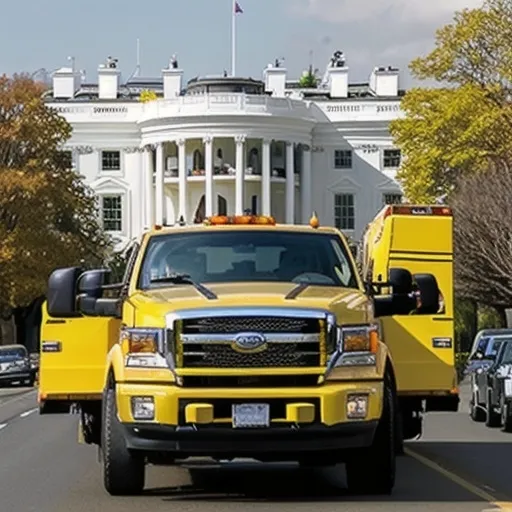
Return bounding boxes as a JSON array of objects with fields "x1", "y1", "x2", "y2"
[
  {"x1": 328, "y1": 323, "x2": 379, "y2": 369},
  {"x1": 121, "y1": 328, "x2": 168, "y2": 368}
]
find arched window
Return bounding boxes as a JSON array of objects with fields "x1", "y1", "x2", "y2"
[
  {"x1": 193, "y1": 149, "x2": 204, "y2": 170},
  {"x1": 249, "y1": 148, "x2": 260, "y2": 174},
  {"x1": 194, "y1": 195, "x2": 205, "y2": 223},
  {"x1": 218, "y1": 195, "x2": 227, "y2": 215}
]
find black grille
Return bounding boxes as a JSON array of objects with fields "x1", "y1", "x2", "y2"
[
  {"x1": 183, "y1": 343, "x2": 320, "y2": 368},
  {"x1": 181, "y1": 375, "x2": 320, "y2": 388},
  {"x1": 182, "y1": 316, "x2": 319, "y2": 334}
]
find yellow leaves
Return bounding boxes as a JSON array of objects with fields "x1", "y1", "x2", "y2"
[
  {"x1": 0, "y1": 75, "x2": 110, "y2": 310},
  {"x1": 139, "y1": 89, "x2": 157, "y2": 103}
]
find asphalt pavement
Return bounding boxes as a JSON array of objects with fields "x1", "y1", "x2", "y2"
[{"x1": 0, "y1": 382, "x2": 510, "y2": 512}]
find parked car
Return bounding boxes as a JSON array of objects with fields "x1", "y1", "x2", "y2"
[
  {"x1": 467, "y1": 334, "x2": 512, "y2": 422},
  {"x1": 484, "y1": 339, "x2": 512, "y2": 431},
  {"x1": 0, "y1": 344, "x2": 36, "y2": 387}
]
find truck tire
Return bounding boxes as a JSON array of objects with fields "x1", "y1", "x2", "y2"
[
  {"x1": 102, "y1": 388, "x2": 145, "y2": 496},
  {"x1": 345, "y1": 374, "x2": 396, "y2": 495}
]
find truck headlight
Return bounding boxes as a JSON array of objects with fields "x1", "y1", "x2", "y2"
[
  {"x1": 329, "y1": 324, "x2": 378, "y2": 368},
  {"x1": 122, "y1": 328, "x2": 168, "y2": 368},
  {"x1": 131, "y1": 396, "x2": 155, "y2": 420},
  {"x1": 339, "y1": 324, "x2": 378, "y2": 353}
]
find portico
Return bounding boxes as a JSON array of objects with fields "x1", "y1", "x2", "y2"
[{"x1": 141, "y1": 136, "x2": 312, "y2": 227}]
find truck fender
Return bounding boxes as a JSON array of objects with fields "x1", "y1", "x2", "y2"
[{"x1": 103, "y1": 344, "x2": 126, "y2": 389}]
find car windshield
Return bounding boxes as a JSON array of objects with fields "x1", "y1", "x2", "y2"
[
  {"x1": 138, "y1": 230, "x2": 359, "y2": 289},
  {"x1": 498, "y1": 340, "x2": 512, "y2": 364},
  {"x1": 470, "y1": 336, "x2": 491, "y2": 359},
  {"x1": 485, "y1": 338, "x2": 505, "y2": 359},
  {"x1": 0, "y1": 347, "x2": 26, "y2": 359}
]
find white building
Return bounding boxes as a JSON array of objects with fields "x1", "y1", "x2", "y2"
[{"x1": 46, "y1": 52, "x2": 404, "y2": 247}]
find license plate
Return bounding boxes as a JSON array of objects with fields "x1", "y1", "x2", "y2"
[{"x1": 232, "y1": 403, "x2": 270, "y2": 428}]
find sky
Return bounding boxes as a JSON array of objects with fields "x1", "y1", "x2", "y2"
[{"x1": 0, "y1": 0, "x2": 483, "y2": 88}]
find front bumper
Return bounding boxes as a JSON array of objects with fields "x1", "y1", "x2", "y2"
[
  {"x1": 116, "y1": 380, "x2": 383, "y2": 458},
  {"x1": 0, "y1": 370, "x2": 32, "y2": 383}
]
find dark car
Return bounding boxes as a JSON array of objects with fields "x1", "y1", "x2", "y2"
[
  {"x1": 0, "y1": 344, "x2": 36, "y2": 387},
  {"x1": 467, "y1": 334, "x2": 512, "y2": 422},
  {"x1": 484, "y1": 340, "x2": 512, "y2": 431}
]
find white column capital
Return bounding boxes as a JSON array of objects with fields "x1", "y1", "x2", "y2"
[
  {"x1": 262, "y1": 137, "x2": 272, "y2": 145},
  {"x1": 177, "y1": 138, "x2": 186, "y2": 147},
  {"x1": 234, "y1": 134, "x2": 247, "y2": 145},
  {"x1": 302, "y1": 144, "x2": 311, "y2": 152},
  {"x1": 203, "y1": 135, "x2": 213, "y2": 145},
  {"x1": 285, "y1": 141, "x2": 294, "y2": 147},
  {"x1": 142, "y1": 143, "x2": 156, "y2": 151}
]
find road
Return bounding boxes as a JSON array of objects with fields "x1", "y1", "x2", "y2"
[{"x1": 0, "y1": 383, "x2": 511, "y2": 512}]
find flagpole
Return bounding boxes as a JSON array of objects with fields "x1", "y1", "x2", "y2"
[{"x1": 231, "y1": 0, "x2": 236, "y2": 76}]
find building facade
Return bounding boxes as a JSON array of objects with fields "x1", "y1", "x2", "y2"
[{"x1": 46, "y1": 52, "x2": 405, "y2": 248}]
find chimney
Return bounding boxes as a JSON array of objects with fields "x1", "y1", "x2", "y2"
[
  {"x1": 162, "y1": 54, "x2": 183, "y2": 99},
  {"x1": 263, "y1": 59, "x2": 286, "y2": 97},
  {"x1": 327, "y1": 50, "x2": 348, "y2": 98},
  {"x1": 52, "y1": 67, "x2": 81, "y2": 99},
  {"x1": 369, "y1": 66, "x2": 399, "y2": 97},
  {"x1": 98, "y1": 57, "x2": 120, "y2": 100}
]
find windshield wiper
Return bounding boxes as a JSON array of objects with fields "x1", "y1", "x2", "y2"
[{"x1": 149, "y1": 273, "x2": 217, "y2": 300}]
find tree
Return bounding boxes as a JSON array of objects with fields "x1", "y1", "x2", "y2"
[
  {"x1": 389, "y1": 0, "x2": 512, "y2": 202},
  {"x1": 298, "y1": 65, "x2": 318, "y2": 88},
  {"x1": 451, "y1": 163, "x2": 512, "y2": 319},
  {"x1": 0, "y1": 74, "x2": 111, "y2": 320}
]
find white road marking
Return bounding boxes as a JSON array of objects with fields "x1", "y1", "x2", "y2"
[
  {"x1": 0, "y1": 424, "x2": 7, "y2": 431},
  {"x1": 20, "y1": 408, "x2": 38, "y2": 418}
]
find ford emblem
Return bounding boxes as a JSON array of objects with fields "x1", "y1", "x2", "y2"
[{"x1": 233, "y1": 332, "x2": 267, "y2": 352}]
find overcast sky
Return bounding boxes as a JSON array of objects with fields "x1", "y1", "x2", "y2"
[{"x1": 0, "y1": 0, "x2": 483, "y2": 88}]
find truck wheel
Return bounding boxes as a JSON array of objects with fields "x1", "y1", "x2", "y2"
[
  {"x1": 345, "y1": 375, "x2": 395, "y2": 495},
  {"x1": 485, "y1": 390, "x2": 500, "y2": 428},
  {"x1": 102, "y1": 388, "x2": 145, "y2": 496}
]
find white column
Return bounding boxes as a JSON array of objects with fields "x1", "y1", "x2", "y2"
[
  {"x1": 261, "y1": 138, "x2": 271, "y2": 215},
  {"x1": 155, "y1": 142, "x2": 165, "y2": 225},
  {"x1": 235, "y1": 135, "x2": 246, "y2": 214},
  {"x1": 144, "y1": 145, "x2": 154, "y2": 228},
  {"x1": 177, "y1": 138, "x2": 187, "y2": 222},
  {"x1": 301, "y1": 144, "x2": 312, "y2": 224},
  {"x1": 285, "y1": 141, "x2": 295, "y2": 223},
  {"x1": 203, "y1": 136, "x2": 214, "y2": 217}
]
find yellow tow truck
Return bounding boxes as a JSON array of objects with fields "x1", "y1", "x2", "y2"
[
  {"x1": 360, "y1": 204, "x2": 459, "y2": 445},
  {"x1": 39, "y1": 214, "x2": 442, "y2": 496}
]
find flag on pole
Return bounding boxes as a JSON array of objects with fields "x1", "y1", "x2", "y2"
[{"x1": 235, "y1": 1, "x2": 243, "y2": 13}]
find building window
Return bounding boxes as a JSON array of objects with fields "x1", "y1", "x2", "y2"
[
  {"x1": 101, "y1": 195, "x2": 122, "y2": 232},
  {"x1": 251, "y1": 195, "x2": 258, "y2": 215},
  {"x1": 383, "y1": 149, "x2": 401, "y2": 168},
  {"x1": 218, "y1": 195, "x2": 227, "y2": 215},
  {"x1": 334, "y1": 149, "x2": 352, "y2": 169},
  {"x1": 101, "y1": 151, "x2": 121, "y2": 171},
  {"x1": 383, "y1": 193, "x2": 402, "y2": 205},
  {"x1": 334, "y1": 193, "x2": 355, "y2": 230}
]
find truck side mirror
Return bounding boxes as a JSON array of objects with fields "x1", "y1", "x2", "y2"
[
  {"x1": 47, "y1": 267, "x2": 83, "y2": 317},
  {"x1": 77, "y1": 269, "x2": 122, "y2": 318},
  {"x1": 412, "y1": 273, "x2": 440, "y2": 314},
  {"x1": 373, "y1": 267, "x2": 416, "y2": 317}
]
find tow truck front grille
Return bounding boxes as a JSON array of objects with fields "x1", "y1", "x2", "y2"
[{"x1": 170, "y1": 312, "x2": 328, "y2": 371}]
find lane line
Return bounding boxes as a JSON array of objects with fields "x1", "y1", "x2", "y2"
[
  {"x1": 20, "y1": 408, "x2": 38, "y2": 418},
  {"x1": 0, "y1": 424, "x2": 7, "y2": 431},
  {"x1": 405, "y1": 447, "x2": 512, "y2": 510}
]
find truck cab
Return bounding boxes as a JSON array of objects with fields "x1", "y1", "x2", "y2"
[{"x1": 40, "y1": 214, "x2": 441, "y2": 497}]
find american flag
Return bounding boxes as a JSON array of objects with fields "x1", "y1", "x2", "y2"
[{"x1": 235, "y1": 1, "x2": 243, "y2": 13}]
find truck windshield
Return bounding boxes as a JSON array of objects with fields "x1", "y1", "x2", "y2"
[{"x1": 138, "y1": 230, "x2": 358, "y2": 289}]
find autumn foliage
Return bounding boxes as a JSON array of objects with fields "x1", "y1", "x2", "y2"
[
  {"x1": 0, "y1": 74, "x2": 110, "y2": 312},
  {"x1": 389, "y1": 0, "x2": 512, "y2": 202}
]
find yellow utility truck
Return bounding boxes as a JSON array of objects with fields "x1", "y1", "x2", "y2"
[
  {"x1": 39, "y1": 214, "x2": 442, "y2": 496},
  {"x1": 360, "y1": 204, "x2": 459, "y2": 444}
]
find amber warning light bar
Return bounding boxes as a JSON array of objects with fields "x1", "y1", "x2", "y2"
[
  {"x1": 384, "y1": 205, "x2": 452, "y2": 218},
  {"x1": 204, "y1": 215, "x2": 276, "y2": 225}
]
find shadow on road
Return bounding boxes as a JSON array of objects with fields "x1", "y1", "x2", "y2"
[{"x1": 139, "y1": 453, "x2": 497, "y2": 504}]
